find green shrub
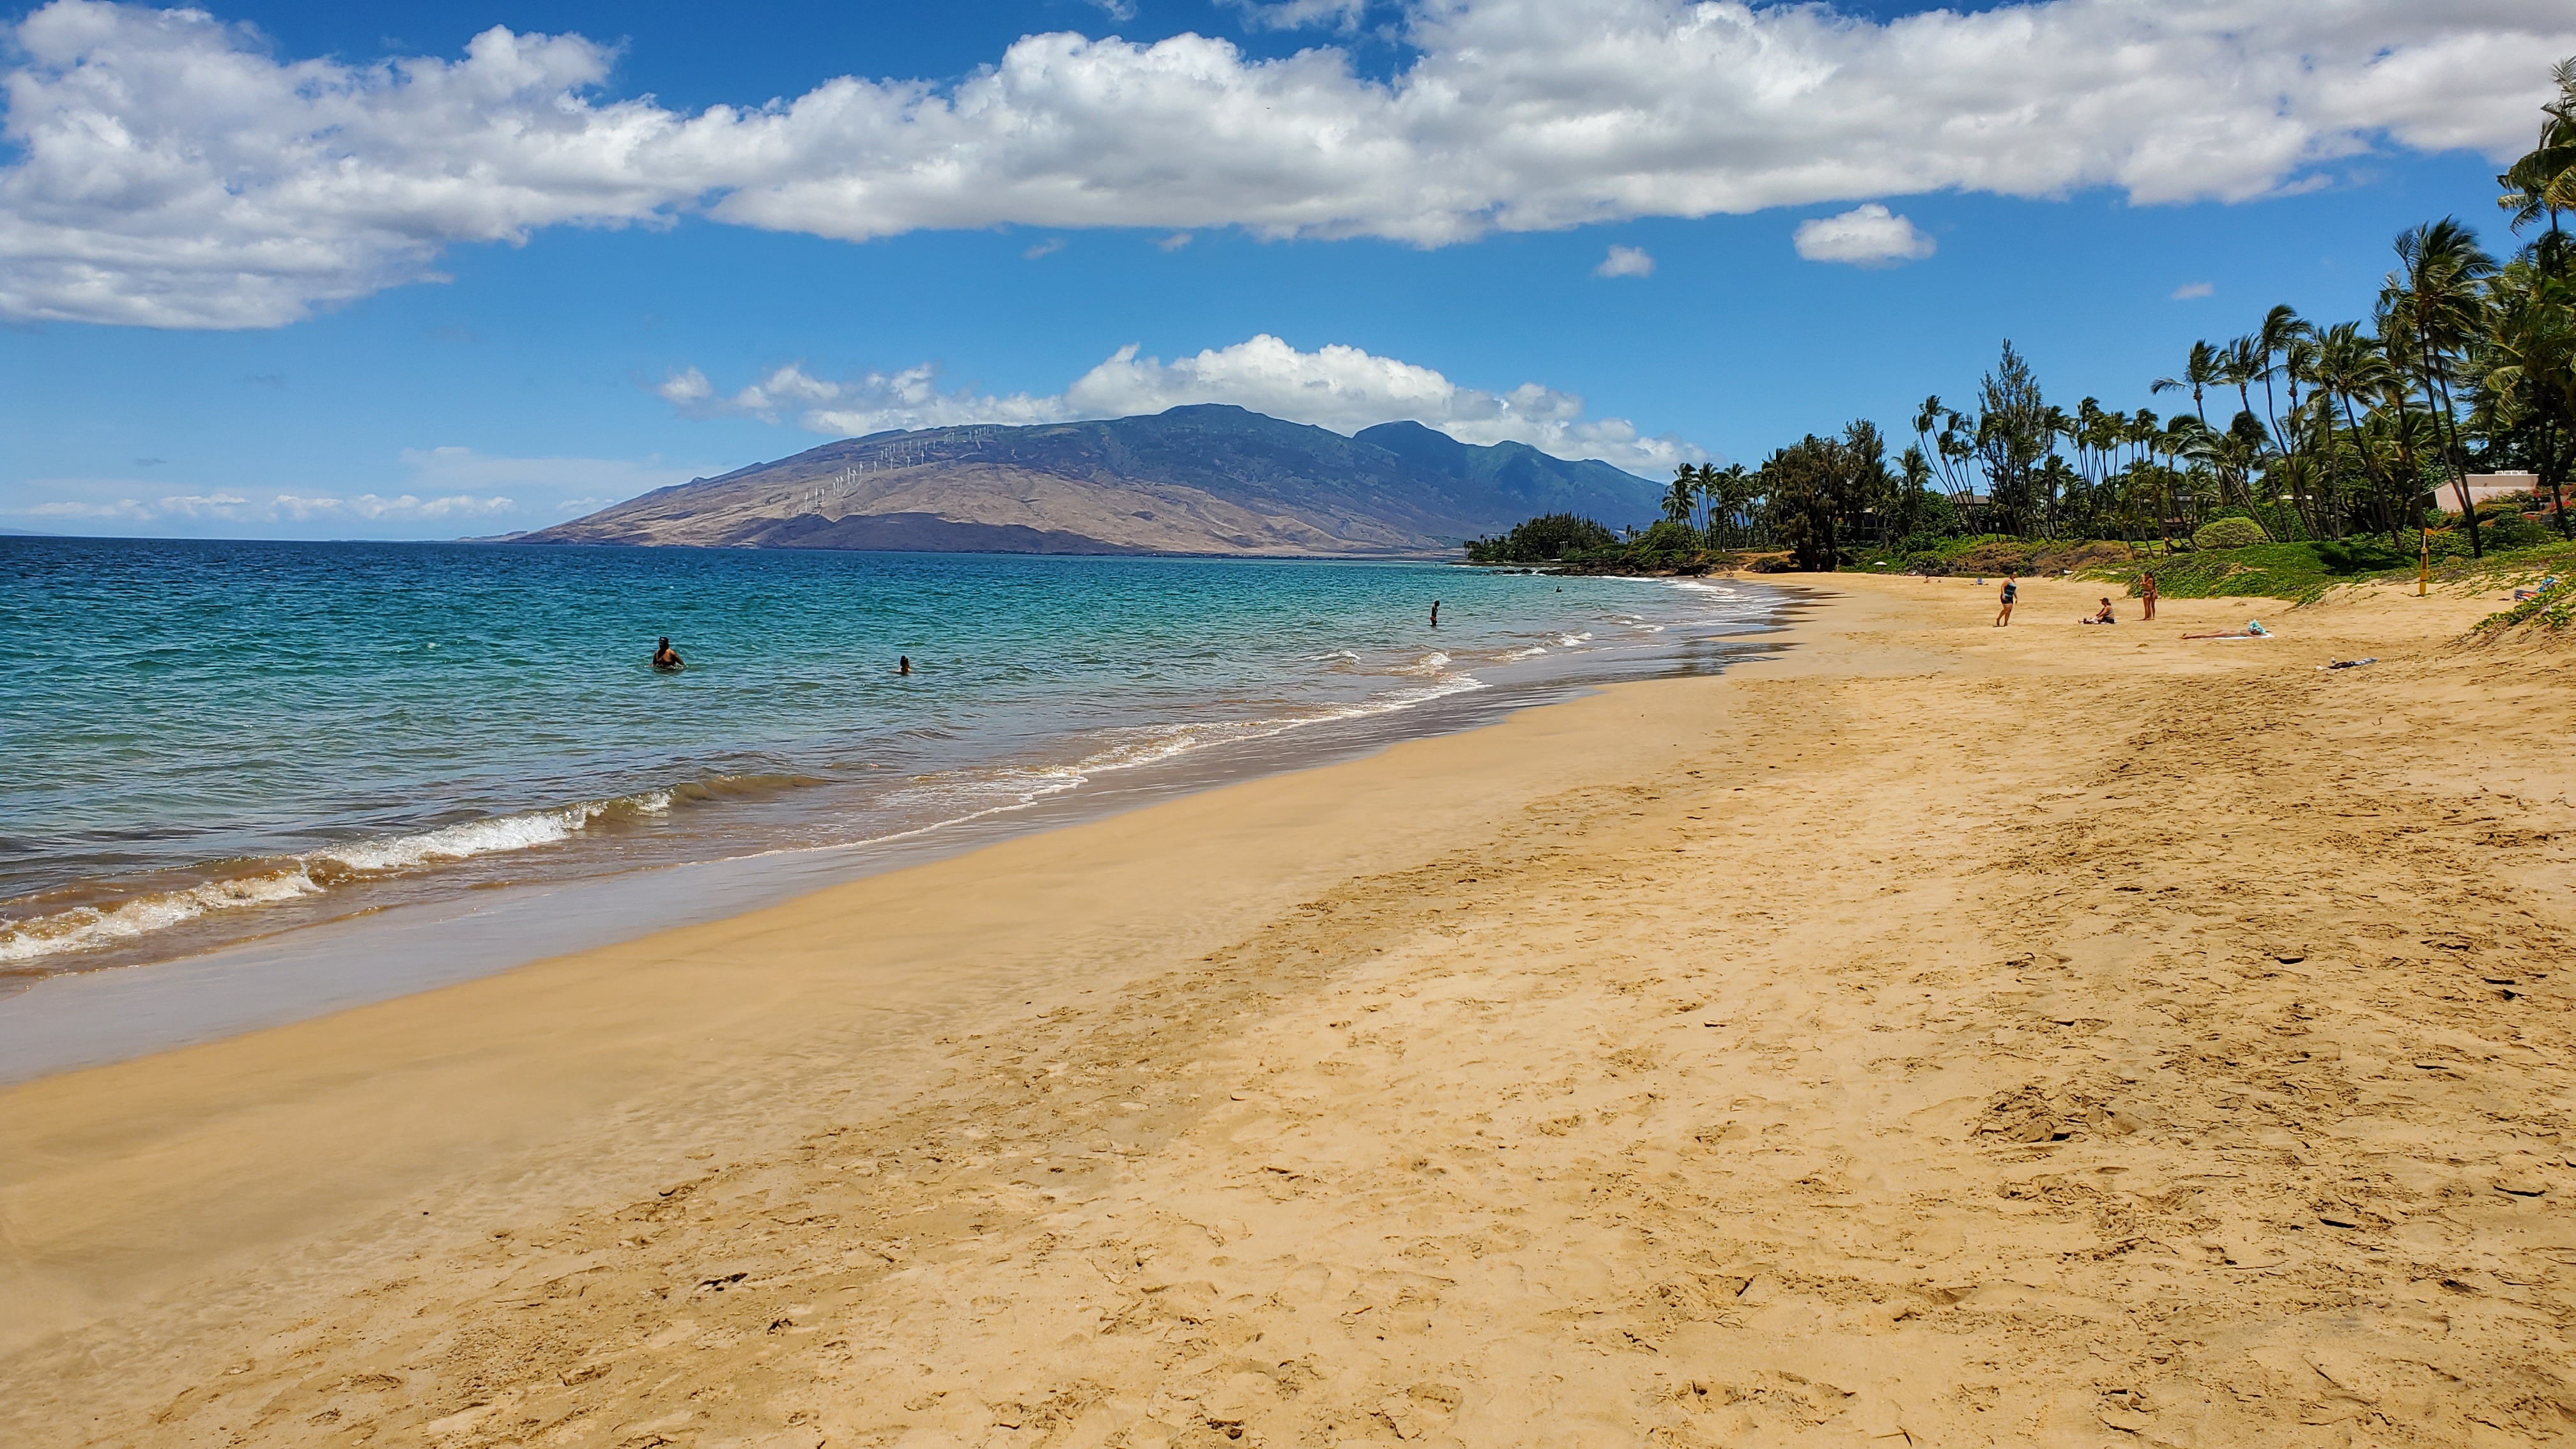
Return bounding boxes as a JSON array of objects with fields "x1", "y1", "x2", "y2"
[
  {"x1": 1464, "y1": 512, "x2": 1618, "y2": 563},
  {"x1": 1632, "y1": 520, "x2": 1701, "y2": 555},
  {"x1": 2481, "y1": 512, "x2": 2552, "y2": 550},
  {"x1": 2192, "y1": 516, "x2": 2269, "y2": 550},
  {"x1": 2313, "y1": 539, "x2": 2409, "y2": 574}
]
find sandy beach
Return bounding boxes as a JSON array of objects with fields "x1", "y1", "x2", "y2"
[{"x1": 3, "y1": 572, "x2": 2572, "y2": 1447}]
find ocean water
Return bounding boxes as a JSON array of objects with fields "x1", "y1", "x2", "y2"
[{"x1": 1, "y1": 538, "x2": 1778, "y2": 987}]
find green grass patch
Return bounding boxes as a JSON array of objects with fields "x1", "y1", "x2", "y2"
[
  {"x1": 2096, "y1": 532, "x2": 2576, "y2": 607},
  {"x1": 2110, "y1": 543, "x2": 2347, "y2": 605}
]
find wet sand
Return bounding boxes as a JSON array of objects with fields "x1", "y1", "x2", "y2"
[{"x1": 3, "y1": 573, "x2": 2572, "y2": 1446}]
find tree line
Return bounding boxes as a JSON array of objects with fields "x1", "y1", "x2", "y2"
[{"x1": 1476, "y1": 59, "x2": 2576, "y2": 570}]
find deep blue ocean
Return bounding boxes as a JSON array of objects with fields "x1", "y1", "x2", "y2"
[{"x1": 1, "y1": 539, "x2": 1776, "y2": 981}]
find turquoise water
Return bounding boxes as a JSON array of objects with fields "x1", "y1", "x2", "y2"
[{"x1": 1, "y1": 539, "x2": 1774, "y2": 979}]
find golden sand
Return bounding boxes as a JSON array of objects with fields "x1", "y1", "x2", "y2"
[{"x1": 3, "y1": 573, "x2": 2572, "y2": 1446}]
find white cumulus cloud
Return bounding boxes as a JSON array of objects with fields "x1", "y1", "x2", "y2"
[
  {"x1": 1793, "y1": 204, "x2": 1936, "y2": 266},
  {"x1": 661, "y1": 334, "x2": 1706, "y2": 474},
  {"x1": 1595, "y1": 244, "x2": 1654, "y2": 279},
  {"x1": 3, "y1": 0, "x2": 2571, "y2": 327}
]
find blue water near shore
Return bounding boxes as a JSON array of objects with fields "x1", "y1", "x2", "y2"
[{"x1": 1, "y1": 537, "x2": 1777, "y2": 982}]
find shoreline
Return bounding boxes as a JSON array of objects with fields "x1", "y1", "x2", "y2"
[
  {"x1": 0, "y1": 591, "x2": 1787, "y2": 1083},
  {"x1": 4, "y1": 549, "x2": 1767, "y2": 988},
  {"x1": 7, "y1": 573, "x2": 2573, "y2": 1446}
]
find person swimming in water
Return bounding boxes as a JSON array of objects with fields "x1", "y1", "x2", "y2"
[
  {"x1": 652, "y1": 637, "x2": 684, "y2": 671},
  {"x1": 898, "y1": 655, "x2": 912, "y2": 675}
]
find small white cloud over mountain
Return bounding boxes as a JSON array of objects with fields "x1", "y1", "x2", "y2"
[
  {"x1": 4, "y1": 0, "x2": 2570, "y2": 326},
  {"x1": 661, "y1": 335, "x2": 1706, "y2": 475},
  {"x1": 1793, "y1": 205, "x2": 1936, "y2": 266}
]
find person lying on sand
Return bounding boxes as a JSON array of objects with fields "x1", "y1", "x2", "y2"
[
  {"x1": 2079, "y1": 597, "x2": 2117, "y2": 624},
  {"x1": 2183, "y1": 620, "x2": 2271, "y2": 640},
  {"x1": 652, "y1": 637, "x2": 684, "y2": 671}
]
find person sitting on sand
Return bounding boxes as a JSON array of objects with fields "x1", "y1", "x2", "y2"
[
  {"x1": 2139, "y1": 572, "x2": 2158, "y2": 621},
  {"x1": 652, "y1": 637, "x2": 684, "y2": 671},
  {"x1": 1993, "y1": 574, "x2": 2018, "y2": 627},
  {"x1": 2183, "y1": 620, "x2": 2271, "y2": 640},
  {"x1": 2079, "y1": 597, "x2": 2117, "y2": 624}
]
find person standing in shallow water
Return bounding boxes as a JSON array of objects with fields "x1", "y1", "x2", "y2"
[
  {"x1": 652, "y1": 637, "x2": 684, "y2": 671},
  {"x1": 898, "y1": 656, "x2": 911, "y2": 676},
  {"x1": 1429, "y1": 601, "x2": 1440, "y2": 628}
]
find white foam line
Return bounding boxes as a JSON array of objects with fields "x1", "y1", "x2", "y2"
[
  {"x1": 2, "y1": 788, "x2": 686, "y2": 964},
  {"x1": 0, "y1": 870, "x2": 325, "y2": 965}
]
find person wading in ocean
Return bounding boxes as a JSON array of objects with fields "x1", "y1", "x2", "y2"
[
  {"x1": 1430, "y1": 601, "x2": 1440, "y2": 628},
  {"x1": 898, "y1": 656, "x2": 912, "y2": 676},
  {"x1": 652, "y1": 637, "x2": 684, "y2": 671}
]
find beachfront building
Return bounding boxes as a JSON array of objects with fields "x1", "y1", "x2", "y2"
[{"x1": 2451, "y1": 472, "x2": 2543, "y2": 506}]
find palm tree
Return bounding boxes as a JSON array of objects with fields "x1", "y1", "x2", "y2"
[
  {"x1": 2152, "y1": 341, "x2": 2221, "y2": 434},
  {"x1": 2153, "y1": 340, "x2": 2245, "y2": 526},
  {"x1": 2477, "y1": 249, "x2": 2576, "y2": 534},
  {"x1": 2499, "y1": 58, "x2": 2576, "y2": 240},
  {"x1": 2384, "y1": 218, "x2": 2499, "y2": 553},
  {"x1": 2255, "y1": 305, "x2": 2310, "y2": 452},
  {"x1": 1664, "y1": 468, "x2": 1698, "y2": 532},
  {"x1": 1912, "y1": 394, "x2": 1983, "y2": 525},
  {"x1": 2211, "y1": 335, "x2": 2283, "y2": 537},
  {"x1": 2314, "y1": 322, "x2": 2407, "y2": 544}
]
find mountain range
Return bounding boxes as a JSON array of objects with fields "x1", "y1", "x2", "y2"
[{"x1": 516, "y1": 405, "x2": 1664, "y2": 556}]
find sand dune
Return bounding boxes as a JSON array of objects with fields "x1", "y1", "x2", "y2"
[{"x1": 3, "y1": 574, "x2": 2572, "y2": 1446}]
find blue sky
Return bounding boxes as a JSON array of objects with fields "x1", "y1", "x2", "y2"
[{"x1": 3, "y1": 0, "x2": 2570, "y2": 538}]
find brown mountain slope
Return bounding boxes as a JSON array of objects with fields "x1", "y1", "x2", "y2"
[
  {"x1": 533, "y1": 460, "x2": 1420, "y2": 555},
  {"x1": 517, "y1": 406, "x2": 1666, "y2": 555}
]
